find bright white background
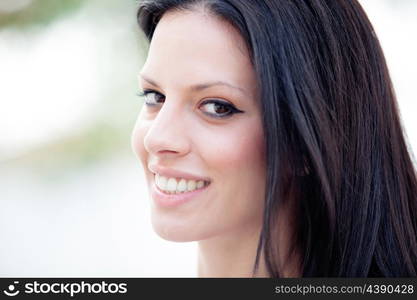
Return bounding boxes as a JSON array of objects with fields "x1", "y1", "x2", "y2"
[{"x1": 0, "y1": 0, "x2": 416, "y2": 276}]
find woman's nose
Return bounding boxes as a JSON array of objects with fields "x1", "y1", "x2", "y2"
[{"x1": 143, "y1": 100, "x2": 190, "y2": 157}]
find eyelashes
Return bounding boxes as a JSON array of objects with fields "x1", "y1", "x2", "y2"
[
  {"x1": 199, "y1": 99, "x2": 244, "y2": 119},
  {"x1": 137, "y1": 89, "x2": 244, "y2": 119},
  {"x1": 137, "y1": 90, "x2": 165, "y2": 105}
]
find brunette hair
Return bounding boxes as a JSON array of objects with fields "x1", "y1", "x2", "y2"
[{"x1": 137, "y1": 0, "x2": 417, "y2": 277}]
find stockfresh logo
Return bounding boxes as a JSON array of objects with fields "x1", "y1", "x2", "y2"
[
  {"x1": 1, "y1": 280, "x2": 128, "y2": 297},
  {"x1": 3, "y1": 281, "x2": 20, "y2": 297}
]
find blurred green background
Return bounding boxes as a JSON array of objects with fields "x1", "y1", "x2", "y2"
[
  {"x1": 0, "y1": 0, "x2": 144, "y2": 168},
  {"x1": 0, "y1": 0, "x2": 415, "y2": 276}
]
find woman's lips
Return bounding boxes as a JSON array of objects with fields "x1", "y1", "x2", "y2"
[{"x1": 150, "y1": 180, "x2": 210, "y2": 207}]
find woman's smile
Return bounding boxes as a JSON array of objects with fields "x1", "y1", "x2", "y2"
[
  {"x1": 149, "y1": 164, "x2": 212, "y2": 207},
  {"x1": 154, "y1": 173, "x2": 210, "y2": 194},
  {"x1": 151, "y1": 175, "x2": 212, "y2": 207}
]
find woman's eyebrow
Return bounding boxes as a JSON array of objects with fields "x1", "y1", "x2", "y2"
[{"x1": 139, "y1": 73, "x2": 246, "y2": 94}]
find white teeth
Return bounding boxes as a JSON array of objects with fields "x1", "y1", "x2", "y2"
[
  {"x1": 177, "y1": 179, "x2": 187, "y2": 192},
  {"x1": 154, "y1": 174, "x2": 209, "y2": 194},
  {"x1": 166, "y1": 178, "x2": 177, "y2": 192},
  {"x1": 155, "y1": 174, "x2": 167, "y2": 190},
  {"x1": 187, "y1": 180, "x2": 196, "y2": 191}
]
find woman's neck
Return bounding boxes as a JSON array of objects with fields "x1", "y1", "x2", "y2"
[
  {"x1": 196, "y1": 202, "x2": 300, "y2": 278},
  {"x1": 197, "y1": 223, "x2": 269, "y2": 277}
]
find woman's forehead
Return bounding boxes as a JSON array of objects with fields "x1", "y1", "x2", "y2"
[{"x1": 143, "y1": 9, "x2": 256, "y2": 93}]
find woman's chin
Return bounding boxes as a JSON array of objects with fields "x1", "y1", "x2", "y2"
[
  {"x1": 150, "y1": 215, "x2": 220, "y2": 242},
  {"x1": 151, "y1": 218, "x2": 199, "y2": 242}
]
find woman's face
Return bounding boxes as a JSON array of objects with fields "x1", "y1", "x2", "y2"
[{"x1": 132, "y1": 9, "x2": 266, "y2": 242}]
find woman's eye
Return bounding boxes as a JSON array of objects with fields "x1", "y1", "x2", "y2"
[
  {"x1": 199, "y1": 99, "x2": 244, "y2": 119},
  {"x1": 136, "y1": 91, "x2": 244, "y2": 119},
  {"x1": 137, "y1": 90, "x2": 165, "y2": 106}
]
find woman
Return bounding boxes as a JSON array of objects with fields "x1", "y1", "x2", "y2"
[{"x1": 131, "y1": 0, "x2": 417, "y2": 277}]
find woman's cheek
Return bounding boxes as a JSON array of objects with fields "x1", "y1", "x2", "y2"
[{"x1": 206, "y1": 124, "x2": 263, "y2": 169}]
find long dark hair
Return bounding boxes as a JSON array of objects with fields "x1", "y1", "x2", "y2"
[{"x1": 137, "y1": 0, "x2": 417, "y2": 277}]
